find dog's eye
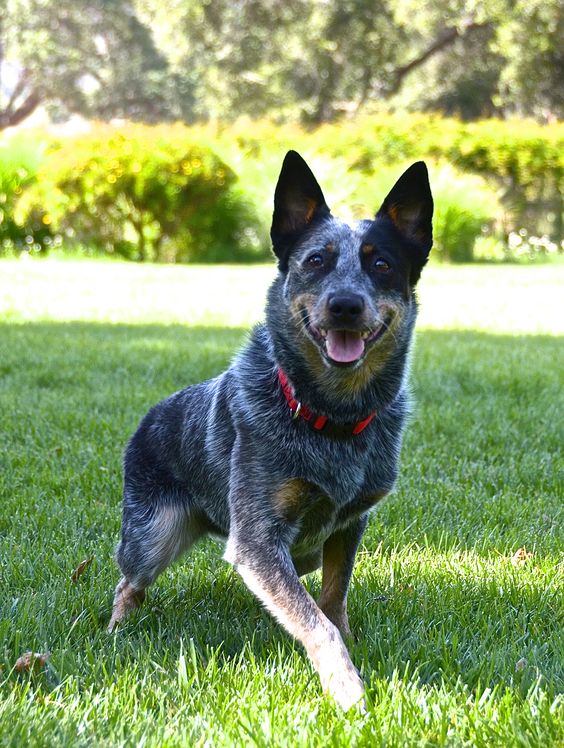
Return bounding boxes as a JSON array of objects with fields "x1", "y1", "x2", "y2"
[
  {"x1": 306, "y1": 253, "x2": 324, "y2": 269},
  {"x1": 373, "y1": 258, "x2": 391, "y2": 273}
]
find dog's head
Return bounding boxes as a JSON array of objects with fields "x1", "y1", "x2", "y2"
[{"x1": 269, "y1": 151, "x2": 433, "y2": 374}]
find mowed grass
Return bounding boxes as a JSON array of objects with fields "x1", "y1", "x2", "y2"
[{"x1": 0, "y1": 258, "x2": 563, "y2": 747}]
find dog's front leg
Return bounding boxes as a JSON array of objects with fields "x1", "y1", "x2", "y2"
[
  {"x1": 225, "y1": 531, "x2": 364, "y2": 711},
  {"x1": 224, "y1": 437, "x2": 364, "y2": 710}
]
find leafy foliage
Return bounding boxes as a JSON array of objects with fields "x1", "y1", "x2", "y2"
[
  {"x1": 4, "y1": 115, "x2": 563, "y2": 262},
  {"x1": 2, "y1": 0, "x2": 563, "y2": 130},
  {"x1": 0, "y1": 136, "x2": 50, "y2": 252},
  {"x1": 495, "y1": 0, "x2": 564, "y2": 119},
  {"x1": 16, "y1": 124, "x2": 265, "y2": 262},
  {"x1": 343, "y1": 162, "x2": 502, "y2": 263},
  {"x1": 311, "y1": 114, "x2": 564, "y2": 243},
  {"x1": 1, "y1": 0, "x2": 174, "y2": 129}
]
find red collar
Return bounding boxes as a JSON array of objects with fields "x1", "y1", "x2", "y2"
[{"x1": 277, "y1": 368, "x2": 376, "y2": 437}]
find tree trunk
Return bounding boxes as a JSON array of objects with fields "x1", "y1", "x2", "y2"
[
  {"x1": 387, "y1": 20, "x2": 490, "y2": 97},
  {"x1": 0, "y1": 90, "x2": 41, "y2": 130}
]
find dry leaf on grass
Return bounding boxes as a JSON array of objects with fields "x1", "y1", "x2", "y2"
[
  {"x1": 515, "y1": 657, "x2": 527, "y2": 672},
  {"x1": 511, "y1": 547, "x2": 534, "y2": 566},
  {"x1": 14, "y1": 651, "x2": 50, "y2": 672},
  {"x1": 71, "y1": 557, "x2": 93, "y2": 582}
]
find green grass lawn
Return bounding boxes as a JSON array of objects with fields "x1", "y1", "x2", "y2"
[{"x1": 1, "y1": 258, "x2": 563, "y2": 747}]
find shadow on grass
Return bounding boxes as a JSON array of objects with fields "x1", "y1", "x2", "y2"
[{"x1": 1, "y1": 321, "x2": 562, "y2": 697}]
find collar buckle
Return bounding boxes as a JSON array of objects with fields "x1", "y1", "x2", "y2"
[{"x1": 277, "y1": 367, "x2": 377, "y2": 438}]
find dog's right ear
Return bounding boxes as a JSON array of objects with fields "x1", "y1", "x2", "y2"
[{"x1": 271, "y1": 151, "x2": 330, "y2": 270}]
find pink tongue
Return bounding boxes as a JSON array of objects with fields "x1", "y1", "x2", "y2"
[{"x1": 326, "y1": 330, "x2": 365, "y2": 363}]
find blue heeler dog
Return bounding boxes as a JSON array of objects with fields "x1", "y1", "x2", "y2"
[{"x1": 109, "y1": 151, "x2": 433, "y2": 711}]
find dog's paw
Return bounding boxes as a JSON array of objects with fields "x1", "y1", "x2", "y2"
[
  {"x1": 315, "y1": 640, "x2": 365, "y2": 711},
  {"x1": 321, "y1": 662, "x2": 366, "y2": 712}
]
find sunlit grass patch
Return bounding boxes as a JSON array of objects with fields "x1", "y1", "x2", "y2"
[{"x1": 0, "y1": 259, "x2": 562, "y2": 746}]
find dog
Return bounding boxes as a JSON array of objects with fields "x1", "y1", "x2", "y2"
[{"x1": 108, "y1": 151, "x2": 433, "y2": 711}]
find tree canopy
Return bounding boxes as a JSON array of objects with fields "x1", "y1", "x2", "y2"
[{"x1": 1, "y1": 0, "x2": 562, "y2": 130}]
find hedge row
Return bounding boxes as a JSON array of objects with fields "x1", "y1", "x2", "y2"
[
  {"x1": 1, "y1": 115, "x2": 562, "y2": 262},
  {"x1": 10, "y1": 125, "x2": 266, "y2": 262},
  {"x1": 321, "y1": 115, "x2": 563, "y2": 243},
  {"x1": 227, "y1": 115, "x2": 563, "y2": 248}
]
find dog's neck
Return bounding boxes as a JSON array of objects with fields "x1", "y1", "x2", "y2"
[{"x1": 267, "y1": 325, "x2": 411, "y2": 423}]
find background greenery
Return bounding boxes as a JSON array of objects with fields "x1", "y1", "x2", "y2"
[
  {"x1": 2, "y1": 115, "x2": 563, "y2": 263},
  {"x1": 0, "y1": 259, "x2": 562, "y2": 746},
  {"x1": 1, "y1": 1, "x2": 562, "y2": 263},
  {"x1": 1, "y1": 0, "x2": 562, "y2": 127}
]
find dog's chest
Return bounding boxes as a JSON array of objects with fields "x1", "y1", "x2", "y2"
[
  {"x1": 287, "y1": 434, "x2": 370, "y2": 502},
  {"x1": 276, "y1": 479, "x2": 383, "y2": 555}
]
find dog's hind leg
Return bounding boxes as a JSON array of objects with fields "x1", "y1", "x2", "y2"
[
  {"x1": 318, "y1": 517, "x2": 367, "y2": 641},
  {"x1": 108, "y1": 497, "x2": 204, "y2": 632},
  {"x1": 108, "y1": 577, "x2": 146, "y2": 632}
]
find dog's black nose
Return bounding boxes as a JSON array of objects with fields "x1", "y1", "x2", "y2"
[{"x1": 328, "y1": 294, "x2": 365, "y2": 324}]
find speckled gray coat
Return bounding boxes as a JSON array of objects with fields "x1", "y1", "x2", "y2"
[{"x1": 110, "y1": 151, "x2": 433, "y2": 711}]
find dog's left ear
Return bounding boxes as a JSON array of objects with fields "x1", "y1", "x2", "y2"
[
  {"x1": 377, "y1": 162, "x2": 433, "y2": 275},
  {"x1": 271, "y1": 151, "x2": 330, "y2": 270}
]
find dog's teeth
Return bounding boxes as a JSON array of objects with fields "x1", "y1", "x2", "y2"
[
  {"x1": 361, "y1": 331, "x2": 370, "y2": 339},
  {"x1": 320, "y1": 328, "x2": 327, "y2": 338}
]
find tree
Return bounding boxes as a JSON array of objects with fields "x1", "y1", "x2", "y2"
[
  {"x1": 495, "y1": 0, "x2": 564, "y2": 120},
  {"x1": 137, "y1": 0, "x2": 406, "y2": 124},
  {"x1": 389, "y1": 0, "x2": 563, "y2": 121},
  {"x1": 0, "y1": 0, "x2": 174, "y2": 131},
  {"x1": 2, "y1": 0, "x2": 562, "y2": 129}
]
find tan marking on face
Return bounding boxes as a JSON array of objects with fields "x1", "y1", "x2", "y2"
[
  {"x1": 303, "y1": 341, "x2": 329, "y2": 381},
  {"x1": 289, "y1": 292, "x2": 316, "y2": 322},
  {"x1": 330, "y1": 299, "x2": 407, "y2": 396},
  {"x1": 289, "y1": 292, "x2": 408, "y2": 398},
  {"x1": 289, "y1": 293, "x2": 328, "y2": 381},
  {"x1": 361, "y1": 243, "x2": 374, "y2": 255},
  {"x1": 326, "y1": 241, "x2": 336, "y2": 252}
]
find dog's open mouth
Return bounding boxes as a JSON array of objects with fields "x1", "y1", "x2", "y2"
[{"x1": 303, "y1": 312, "x2": 388, "y2": 366}]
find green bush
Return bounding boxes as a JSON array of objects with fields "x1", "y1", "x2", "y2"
[
  {"x1": 306, "y1": 160, "x2": 501, "y2": 263},
  {"x1": 313, "y1": 114, "x2": 563, "y2": 244},
  {"x1": 212, "y1": 114, "x2": 562, "y2": 260},
  {"x1": 0, "y1": 136, "x2": 50, "y2": 253},
  {"x1": 16, "y1": 123, "x2": 267, "y2": 262},
  {"x1": 3, "y1": 114, "x2": 562, "y2": 263},
  {"x1": 429, "y1": 165, "x2": 502, "y2": 262}
]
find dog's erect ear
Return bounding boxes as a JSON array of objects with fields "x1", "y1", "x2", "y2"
[
  {"x1": 377, "y1": 161, "x2": 433, "y2": 250},
  {"x1": 271, "y1": 151, "x2": 330, "y2": 269}
]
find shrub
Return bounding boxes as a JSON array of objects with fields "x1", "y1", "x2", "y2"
[
  {"x1": 320, "y1": 160, "x2": 501, "y2": 263},
  {"x1": 429, "y1": 165, "x2": 502, "y2": 262},
  {"x1": 4, "y1": 115, "x2": 562, "y2": 263},
  {"x1": 312, "y1": 114, "x2": 563, "y2": 243},
  {"x1": 0, "y1": 135, "x2": 50, "y2": 253},
  {"x1": 16, "y1": 123, "x2": 267, "y2": 262}
]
